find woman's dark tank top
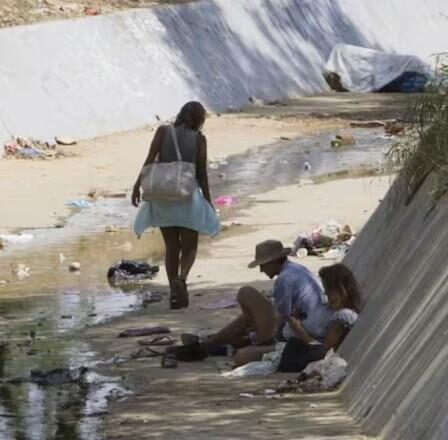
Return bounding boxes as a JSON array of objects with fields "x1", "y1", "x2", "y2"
[{"x1": 159, "y1": 125, "x2": 198, "y2": 164}]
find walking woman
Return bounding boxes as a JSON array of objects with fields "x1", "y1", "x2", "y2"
[{"x1": 132, "y1": 102, "x2": 221, "y2": 309}]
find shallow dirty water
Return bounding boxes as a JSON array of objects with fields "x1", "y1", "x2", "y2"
[{"x1": 0, "y1": 128, "x2": 397, "y2": 438}]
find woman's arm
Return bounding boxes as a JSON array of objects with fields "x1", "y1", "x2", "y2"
[
  {"x1": 131, "y1": 126, "x2": 165, "y2": 207},
  {"x1": 324, "y1": 323, "x2": 348, "y2": 351},
  {"x1": 287, "y1": 317, "x2": 316, "y2": 344},
  {"x1": 196, "y1": 133, "x2": 212, "y2": 204}
]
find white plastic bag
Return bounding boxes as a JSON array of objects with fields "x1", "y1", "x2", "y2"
[{"x1": 303, "y1": 349, "x2": 347, "y2": 389}]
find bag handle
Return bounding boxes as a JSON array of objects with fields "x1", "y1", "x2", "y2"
[{"x1": 169, "y1": 125, "x2": 182, "y2": 162}]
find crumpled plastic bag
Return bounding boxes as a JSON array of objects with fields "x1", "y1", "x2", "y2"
[
  {"x1": 303, "y1": 349, "x2": 347, "y2": 389},
  {"x1": 222, "y1": 343, "x2": 286, "y2": 378}
]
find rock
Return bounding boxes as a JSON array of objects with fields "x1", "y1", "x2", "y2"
[
  {"x1": 350, "y1": 120, "x2": 385, "y2": 128},
  {"x1": 105, "y1": 225, "x2": 119, "y2": 233},
  {"x1": 280, "y1": 136, "x2": 291, "y2": 141},
  {"x1": 69, "y1": 262, "x2": 81, "y2": 272},
  {"x1": 54, "y1": 220, "x2": 65, "y2": 228},
  {"x1": 335, "y1": 134, "x2": 356, "y2": 145},
  {"x1": 385, "y1": 120, "x2": 406, "y2": 135},
  {"x1": 55, "y1": 137, "x2": 77, "y2": 146},
  {"x1": 61, "y1": 315, "x2": 73, "y2": 319}
]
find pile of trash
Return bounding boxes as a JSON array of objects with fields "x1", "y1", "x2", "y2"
[
  {"x1": 291, "y1": 220, "x2": 355, "y2": 260},
  {"x1": 107, "y1": 260, "x2": 159, "y2": 285},
  {"x1": 3, "y1": 136, "x2": 76, "y2": 160},
  {"x1": 277, "y1": 350, "x2": 348, "y2": 393}
]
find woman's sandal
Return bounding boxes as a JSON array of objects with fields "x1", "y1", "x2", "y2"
[
  {"x1": 130, "y1": 346, "x2": 163, "y2": 359},
  {"x1": 170, "y1": 278, "x2": 189, "y2": 309},
  {"x1": 138, "y1": 335, "x2": 175, "y2": 347},
  {"x1": 161, "y1": 353, "x2": 178, "y2": 369}
]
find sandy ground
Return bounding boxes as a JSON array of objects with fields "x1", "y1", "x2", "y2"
[
  {"x1": 0, "y1": 93, "x2": 406, "y2": 232},
  {"x1": 84, "y1": 175, "x2": 389, "y2": 439}
]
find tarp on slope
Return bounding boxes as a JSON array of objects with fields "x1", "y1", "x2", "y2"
[{"x1": 325, "y1": 44, "x2": 431, "y2": 92}]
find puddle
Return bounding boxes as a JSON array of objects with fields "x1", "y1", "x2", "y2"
[{"x1": 0, "y1": 127, "x2": 397, "y2": 438}]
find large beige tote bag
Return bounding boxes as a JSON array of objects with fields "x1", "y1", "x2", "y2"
[{"x1": 140, "y1": 125, "x2": 197, "y2": 202}]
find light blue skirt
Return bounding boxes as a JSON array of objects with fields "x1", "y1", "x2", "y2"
[{"x1": 134, "y1": 189, "x2": 221, "y2": 237}]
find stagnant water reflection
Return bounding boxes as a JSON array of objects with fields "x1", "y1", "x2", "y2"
[{"x1": 0, "y1": 128, "x2": 397, "y2": 439}]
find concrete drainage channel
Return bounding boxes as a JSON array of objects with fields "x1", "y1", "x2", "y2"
[
  {"x1": 0, "y1": 0, "x2": 447, "y2": 438},
  {"x1": 0, "y1": 128, "x2": 394, "y2": 440}
]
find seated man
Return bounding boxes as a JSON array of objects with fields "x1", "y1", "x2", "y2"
[{"x1": 182, "y1": 239, "x2": 332, "y2": 366}]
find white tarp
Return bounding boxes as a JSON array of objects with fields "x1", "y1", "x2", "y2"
[{"x1": 325, "y1": 44, "x2": 431, "y2": 92}]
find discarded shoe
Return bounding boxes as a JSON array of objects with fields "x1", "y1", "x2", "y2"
[{"x1": 165, "y1": 343, "x2": 208, "y2": 362}]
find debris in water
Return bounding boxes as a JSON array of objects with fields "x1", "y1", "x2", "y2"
[
  {"x1": 107, "y1": 260, "x2": 159, "y2": 282},
  {"x1": 0, "y1": 233, "x2": 34, "y2": 245},
  {"x1": 11, "y1": 263, "x2": 30, "y2": 279},
  {"x1": 5, "y1": 367, "x2": 88, "y2": 386},
  {"x1": 65, "y1": 199, "x2": 92, "y2": 209},
  {"x1": 118, "y1": 326, "x2": 170, "y2": 338},
  {"x1": 69, "y1": 262, "x2": 81, "y2": 272}
]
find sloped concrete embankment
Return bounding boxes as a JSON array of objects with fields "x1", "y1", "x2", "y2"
[
  {"x1": 340, "y1": 174, "x2": 448, "y2": 440},
  {"x1": 0, "y1": 0, "x2": 447, "y2": 146}
]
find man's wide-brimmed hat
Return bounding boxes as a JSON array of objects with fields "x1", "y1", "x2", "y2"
[{"x1": 248, "y1": 240, "x2": 291, "y2": 268}]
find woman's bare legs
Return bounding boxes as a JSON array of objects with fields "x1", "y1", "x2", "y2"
[
  {"x1": 179, "y1": 228, "x2": 199, "y2": 281},
  {"x1": 160, "y1": 227, "x2": 181, "y2": 284}
]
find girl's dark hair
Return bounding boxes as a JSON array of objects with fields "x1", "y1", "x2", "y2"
[
  {"x1": 174, "y1": 101, "x2": 206, "y2": 131},
  {"x1": 318, "y1": 263, "x2": 362, "y2": 313}
]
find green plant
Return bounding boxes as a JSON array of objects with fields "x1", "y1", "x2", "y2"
[{"x1": 386, "y1": 54, "x2": 448, "y2": 203}]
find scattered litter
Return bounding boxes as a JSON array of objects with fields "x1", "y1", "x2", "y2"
[
  {"x1": 280, "y1": 136, "x2": 291, "y2": 141},
  {"x1": 161, "y1": 353, "x2": 178, "y2": 369},
  {"x1": 303, "y1": 350, "x2": 347, "y2": 389},
  {"x1": 84, "y1": 6, "x2": 101, "y2": 15},
  {"x1": 292, "y1": 221, "x2": 355, "y2": 259},
  {"x1": 223, "y1": 343, "x2": 286, "y2": 378},
  {"x1": 264, "y1": 389, "x2": 276, "y2": 396},
  {"x1": 59, "y1": 253, "x2": 66, "y2": 264},
  {"x1": 60, "y1": 314, "x2": 73, "y2": 320},
  {"x1": 214, "y1": 196, "x2": 239, "y2": 207},
  {"x1": 5, "y1": 367, "x2": 88, "y2": 386},
  {"x1": 3, "y1": 136, "x2": 73, "y2": 160},
  {"x1": 69, "y1": 262, "x2": 81, "y2": 272},
  {"x1": 54, "y1": 220, "x2": 65, "y2": 228},
  {"x1": 350, "y1": 120, "x2": 386, "y2": 128},
  {"x1": 331, "y1": 134, "x2": 356, "y2": 148},
  {"x1": 138, "y1": 335, "x2": 174, "y2": 347},
  {"x1": 0, "y1": 233, "x2": 34, "y2": 245},
  {"x1": 11, "y1": 263, "x2": 30, "y2": 279},
  {"x1": 142, "y1": 291, "x2": 164, "y2": 307},
  {"x1": 303, "y1": 161, "x2": 312, "y2": 172},
  {"x1": 107, "y1": 260, "x2": 159, "y2": 283},
  {"x1": 65, "y1": 200, "x2": 92, "y2": 209},
  {"x1": 105, "y1": 225, "x2": 119, "y2": 233},
  {"x1": 55, "y1": 137, "x2": 77, "y2": 146},
  {"x1": 310, "y1": 403, "x2": 318, "y2": 408},
  {"x1": 239, "y1": 393, "x2": 255, "y2": 399},
  {"x1": 130, "y1": 346, "x2": 163, "y2": 359},
  {"x1": 277, "y1": 350, "x2": 347, "y2": 393},
  {"x1": 200, "y1": 297, "x2": 238, "y2": 310},
  {"x1": 385, "y1": 120, "x2": 406, "y2": 136},
  {"x1": 248, "y1": 96, "x2": 264, "y2": 106},
  {"x1": 118, "y1": 326, "x2": 170, "y2": 338}
]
